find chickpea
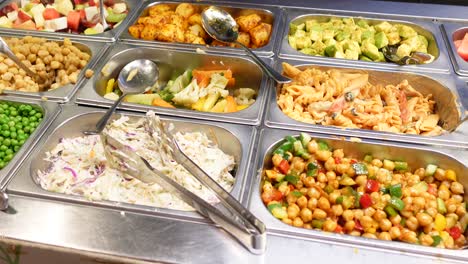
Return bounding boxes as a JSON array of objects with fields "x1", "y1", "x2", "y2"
[
  {"x1": 456, "y1": 205, "x2": 466, "y2": 218},
  {"x1": 362, "y1": 233, "x2": 377, "y2": 239},
  {"x1": 336, "y1": 163, "x2": 348, "y2": 175},
  {"x1": 328, "y1": 191, "x2": 340, "y2": 205},
  {"x1": 50, "y1": 61, "x2": 61, "y2": 70},
  {"x1": 317, "y1": 172, "x2": 327, "y2": 183},
  {"x1": 324, "y1": 157, "x2": 336, "y2": 171},
  {"x1": 371, "y1": 159, "x2": 383, "y2": 168},
  {"x1": 419, "y1": 234, "x2": 434, "y2": 246},
  {"x1": 292, "y1": 217, "x2": 304, "y2": 227},
  {"x1": 355, "y1": 175, "x2": 367, "y2": 186},
  {"x1": 342, "y1": 220, "x2": 354, "y2": 232},
  {"x1": 303, "y1": 223, "x2": 312, "y2": 229},
  {"x1": 389, "y1": 226, "x2": 401, "y2": 239},
  {"x1": 303, "y1": 176, "x2": 315, "y2": 187},
  {"x1": 286, "y1": 193, "x2": 297, "y2": 205},
  {"x1": 406, "y1": 216, "x2": 419, "y2": 231},
  {"x1": 331, "y1": 204, "x2": 343, "y2": 217},
  {"x1": 85, "y1": 69, "x2": 94, "y2": 78},
  {"x1": 323, "y1": 219, "x2": 337, "y2": 232},
  {"x1": 4, "y1": 58, "x2": 14, "y2": 66},
  {"x1": 313, "y1": 209, "x2": 327, "y2": 220},
  {"x1": 342, "y1": 210, "x2": 354, "y2": 221},
  {"x1": 300, "y1": 208, "x2": 313, "y2": 222},
  {"x1": 318, "y1": 197, "x2": 330, "y2": 210},
  {"x1": 434, "y1": 168, "x2": 446, "y2": 181},
  {"x1": 307, "y1": 141, "x2": 318, "y2": 154},
  {"x1": 450, "y1": 182, "x2": 464, "y2": 195},
  {"x1": 379, "y1": 232, "x2": 392, "y2": 241},
  {"x1": 373, "y1": 210, "x2": 386, "y2": 222},
  {"x1": 354, "y1": 209, "x2": 364, "y2": 220},
  {"x1": 2, "y1": 72, "x2": 13, "y2": 81},
  {"x1": 307, "y1": 197, "x2": 317, "y2": 210},
  {"x1": 445, "y1": 236, "x2": 455, "y2": 249},
  {"x1": 349, "y1": 230, "x2": 361, "y2": 236},
  {"x1": 282, "y1": 218, "x2": 293, "y2": 225},
  {"x1": 360, "y1": 216, "x2": 374, "y2": 229},
  {"x1": 297, "y1": 196, "x2": 308, "y2": 209},
  {"x1": 0, "y1": 63, "x2": 7, "y2": 74},
  {"x1": 378, "y1": 219, "x2": 391, "y2": 231},
  {"x1": 426, "y1": 208, "x2": 438, "y2": 218},
  {"x1": 413, "y1": 197, "x2": 425, "y2": 211},
  {"x1": 389, "y1": 215, "x2": 402, "y2": 226},
  {"x1": 287, "y1": 204, "x2": 300, "y2": 219},
  {"x1": 452, "y1": 194, "x2": 464, "y2": 203},
  {"x1": 401, "y1": 230, "x2": 418, "y2": 244},
  {"x1": 326, "y1": 171, "x2": 336, "y2": 181},
  {"x1": 272, "y1": 154, "x2": 282, "y2": 167},
  {"x1": 278, "y1": 184, "x2": 290, "y2": 196},
  {"x1": 414, "y1": 168, "x2": 425, "y2": 178}
]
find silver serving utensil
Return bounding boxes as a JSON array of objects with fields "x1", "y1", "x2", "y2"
[
  {"x1": 0, "y1": 191, "x2": 8, "y2": 211},
  {"x1": 100, "y1": 123, "x2": 266, "y2": 254},
  {"x1": 382, "y1": 45, "x2": 433, "y2": 65},
  {"x1": 99, "y1": 0, "x2": 109, "y2": 31},
  {"x1": 84, "y1": 59, "x2": 159, "y2": 135},
  {"x1": 0, "y1": 37, "x2": 50, "y2": 90},
  {"x1": 201, "y1": 6, "x2": 291, "y2": 84}
]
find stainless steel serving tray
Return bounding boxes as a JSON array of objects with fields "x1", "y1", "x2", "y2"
[
  {"x1": 442, "y1": 23, "x2": 468, "y2": 77},
  {"x1": 7, "y1": 104, "x2": 257, "y2": 223},
  {"x1": 0, "y1": 32, "x2": 110, "y2": 103},
  {"x1": 279, "y1": 8, "x2": 451, "y2": 73},
  {"x1": 265, "y1": 58, "x2": 468, "y2": 148},
  {"x1": 248, "y1": 127, "x2": 468, "y2": 262},
  {"x1": 0, "y1": 96, "x2": 60, "y2": 190},
  {"x1": 76, "y1": 43, "x2": 270, "y2": 126},
  {"x1": 0, "y1": 0, "x2": 143, "y2": 42},
  {"x1": 118, "y1": 0, "x2": 282, "y2": 57}
]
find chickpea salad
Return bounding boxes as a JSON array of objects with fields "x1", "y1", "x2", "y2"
[
  {"x1": 38, "y1": 111, "x2": 236, "y2": 211},
  {"x1": 261, "y1": 133, "x2": 467, "y2": 249}
]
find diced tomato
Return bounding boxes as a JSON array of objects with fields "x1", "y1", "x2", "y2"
[
  {"x1": 67, "y1": 11, "x2": 81, "y2": 31},
  {"x1": 89, "y1": 0, "x2": 97, "y2": 6},
  {"x1": 365, "y1": 179, "x2": 380, "y2": 193},
  {"x1": 457, "y1": 33, "x2": 468, "y2": 61},
  {"x1": 354, "y1": 220, "x2": 363, "y2": 231},
  {"x1": 398, "y1": 90, "x2": 410, "y2": 123},
  {"x1": 278, "y1": 160, "x2": 290, "y2": 174},
  {"x1": 261, "y1": 189, "x2": 283, "y2": 204},
  {"x1": 359, "y1": 193, "x2": 372, "y2": 209},
  {"x1": 335, "y1": 224, "x2": 343, "y2": 233},
  {"x1": 350, "y1": 159, "x2": 357, "y2": 164},
  {"x1": 334, "y1": 157, "x2": 341, "y2": 164},
  {"x1": 288, "y1": 184, "x2": 295, "y2": 191},
  {"x1": 427, "y1": 184, "x2": 437, "y2": 196},
  {"x1": 454, "y1": 39, "x2": 462, "y2": 49},
  {"x1": 448, "y1": 226, "x2": 462, "y2": 240},
  {"x1": 79, "y1": 9, "x2": 86, "y2": 19},
  {"x1": 43, "y1": 8, "x2": 61, "y2": 20}
]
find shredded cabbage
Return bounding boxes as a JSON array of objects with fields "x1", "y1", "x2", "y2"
[{"x1": 37, "y1": 111, "x2": 235, "y2": 211}]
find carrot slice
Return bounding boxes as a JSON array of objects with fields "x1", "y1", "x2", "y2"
[
  {"x1": 152, "y1": 98, "x2": 175, "y2": 108},
  {"x1": 192, "y1": 69, "x2": 233, "y2": 88},
  {"x1": 225, "y1": 96, "x2": 237, "y2": 113}
]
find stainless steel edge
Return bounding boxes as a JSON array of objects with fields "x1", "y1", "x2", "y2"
[
  {"x1": 442, "y1": 23, "x2": 468, "y2": 77},
  {"x1": 7, "y1": 104, "x2": 257, "y2": 224},
  {"x1": 0, "y1": 96, "x2": 61, "y2": 189},
  {"x1": 265, "y1": 57, "x2": 468, "y2": 149},
  {"x1": 248, "y1": 127, "x2": 468, "y2": 262},
  {"x1": 278, "y1": 8, "x2": 451, "y2": 74},
  {"x1": 0, "y1": 0, "x2": 143, "y2": 42},
  {"x1": 117, "y1": 0, "x2": 281, "y2": 57},
  {"x1": 0, "y1": 32, "x2": 111, "y2": 103},
  {"x1": 75, "y1": 42, "x2": 271, "y2": 126}
]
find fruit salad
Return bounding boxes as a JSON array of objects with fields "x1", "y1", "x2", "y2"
[{"x1": 0, "y1": 0, "x2": 128, "y2": 35}]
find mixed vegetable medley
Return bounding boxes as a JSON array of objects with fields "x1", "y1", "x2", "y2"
[
  {"x1": 262, "y1": 134, "x2": 467, "y2": 248},
  {"x1": 288, "y1": 17, "x2": 434, "y2": 63},
  {"x1": 103, "y1": 68, "x2": 256, "y2": 113}
]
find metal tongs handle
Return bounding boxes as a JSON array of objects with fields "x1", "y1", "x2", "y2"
[{"x1": 101, "y1": 131, "x2": 266, "y2": 254}]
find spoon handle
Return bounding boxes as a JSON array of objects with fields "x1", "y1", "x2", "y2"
[
  {"x1": 99, "y1": 0, "x2": 109, "y2": 29},
  {"x1": 0, "y1": 37, "x2": 41, "y2": 80},
  {"x1": 236, "y1": 41, "x2": 291, "y2": 84},
  {"x1": 94, "y1": 93, "x2": 127, "y2": 134}
]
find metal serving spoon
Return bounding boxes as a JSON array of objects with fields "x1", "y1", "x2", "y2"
[
  {"x1": 0, "y1": 37, "x2": 49, "y2": 89},
  {"x1": 99, "y1": 0, "x2": 109, "y2": 31},
  {"x1": 382, "y1": 45, "x2": 433, "y2": 65},
  {"x1": 84, "y1": 59, "x2": 159, "y2": 135},
  {"x1": 0, "y1": 191, "x2": 8, "y2": 211},
  {"x1": 201, "y1": 6, "x2": 291, "y2": 84}
]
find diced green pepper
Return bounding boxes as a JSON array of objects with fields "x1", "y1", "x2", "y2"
[
  {"x1": 431, "y1": 235, "x2": 442, "y2": 246},
  {"x1": 291, "y1": 190, "x2": 303, "y2": 197},
  {"x1": 400, "y1": 218, "x2": 406, "y2": 227},
  {"x1": 274, "y1": 141, "x2": 293, "y2": 155},
  {"x1": 276, "y1": 173, "x2": 286, "y2": 182},
  {"x1": 389, "y1": 184, "x2": 403, "y2": 198},
  {"x1": 311, "y1": 219, "x2": 324, "y2": 228},
  {"x1": 437, "y1": 198, "x2": 447, "y2": 214},
  {"x1": 268, "y1": 203, "x2": 287, "y2": 219},
  {"x1": 284, "y1": 174, "x2": 299, "y2": 185},
  {"x1": 411, "y1": 181, "x2": 428, "y2": 193},
  {"x1": 394, "y1": 161, "x2": 408, "y2": 171},
  {"x1": 285, "y1": 135, "x2": 296, "y2": 143},
  {"x1": 380, "y1": 186, "x2": 389, "y2": 194},
  {"x1": 389, "y1": 196, "x2": 405, "y2": 211},
  {"x1": 293, "y1": 140, "x2": 310, "y2": 159},
  {"x1": 384, "y1": 205, "x2": 398, "y2": 217},
  {"x1": 324, "y1": 185, "x2": 334, "y2": 194},
  {"x1": 317, "y1": 140, "x2": 330, "y2": 151},
  {"x1": 352, "y1": 163, "x2": 368, "y2": 175},
  {"x1": 336, "y1": 196, "x2": 344, "y2": 204},
  {"x1": 307, "y1": 162, "x2": 318, "y2": 177},
  {"x1": 363, "y1": 154, "x2": 373, "y2": 163},
  {"x1": 425, "y1": 164, "x2": 437, "y2": 177}
]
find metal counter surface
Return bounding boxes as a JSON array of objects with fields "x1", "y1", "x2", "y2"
[{"x1": 0, "y1": 0, "x2": 467, "y2": 264}]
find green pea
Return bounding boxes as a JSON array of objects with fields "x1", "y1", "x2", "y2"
[
  {"x1": 3, "y1": 139, "x2": 11, "y2": 146},
  {"x1": 38, "y1": 118, "x2": 43, "y2": 123},
  {"x1": 29, "y1": 110, "x2": 37, "y2": 116},
  {"x1": 22, "y1": 120, "x2": 29, "y2": 126},
  {"x1": 11, "y1": 139, "x2": 18, "y2": 146},
  {"x1": 15, "y1": 124, "x2": 22, "y2": 130},
  {"x1": 2, "y1": 131, "x2": 10, "y2": 137},
  {"x1": 30, "y1": 116, "x2": 37, "y2": 122},
  {"x1": 13, "y1": 146, "x2": 19, "y2": 152},
  {"x1": 4, "y1": 154, "x2": 13, "y2": 162},
  {"x1": 18, "y1": 139, "x2": 25, "y2": 146},
  {"x1": 0, "y1": 136, "x2": 3, "y2": 142},
  {"x1": 0, "y1": 161, "x2": 5, "y2": 169},
  {"x1": 24, "y1": 105, "x2": 32, "y2": 112},
  {"x1": 5, "y1": 149, "x2": 13, "y2": 155},
  {"x1": 10, "y1": 110, "x2": 17, "y2": 116},
  {"x1": 1, "y1": 104, "x2": 8, "y2": 109},
  {"x1": 17, "y1": 130, "x2": 24, "y2": 136},
  {"x1": 1, "y1": 124, "x2": 8, "y2": 131},
  {"x1": 10, "y1": 132, "x2": 16, "y2": 139},
  {"x1": 0, "y1": 152, "x2": 5, "y2": 158},
  {"x1": 0, "y1": 146, "x2": 7, "y2": 152},
  {"x1": 9, "y1": 127, "x2": 15, "y2": 132}
]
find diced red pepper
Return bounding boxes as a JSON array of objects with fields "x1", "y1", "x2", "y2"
[
  {"x1": 365, "y1": 179, "x2": 380, "y2": 193},
  {"x1": 334, "y1": 157, "x2": 342, "y2": 164},
  {"x1": 448, "y1": 226, "x2": 462, "y2": 240},
  {"x1": 335, "y1": 224, "x2": 343, "y2": 233},
  {"x1": 354, "y1": 220, "x2": 363, "y2": 231},
  {"x1": 428, "y1": 184, "x2": 437, "y2": 196},
  {"x1": 350, "y1": 159, "x2": 357, "y2": 164},
  {"x1": 288, "y1": 184, "x2": 295, "y2": 191},
  {"x1": 278, "y1": 160, "x2": 290, "y2": 174},
  {"x1": 359, "y1": 193, "x2": 373, "y2": 209},
  {"x1": 261, "y1": 189, "x2": 283, "y2": 204}
]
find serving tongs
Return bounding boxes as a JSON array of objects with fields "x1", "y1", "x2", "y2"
[{"x1": 100, "y1": 120, "x2": 266, "y2": 254}]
